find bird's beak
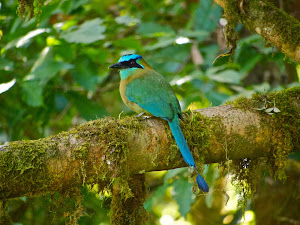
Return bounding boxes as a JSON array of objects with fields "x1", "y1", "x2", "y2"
[{"x1": 108, "y1": 62, "x2": 126, "y2": 69}]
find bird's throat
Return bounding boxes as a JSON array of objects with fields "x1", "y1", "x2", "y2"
[{"x1": 120, "y1": 68, "x2": 137, "y2": 80}]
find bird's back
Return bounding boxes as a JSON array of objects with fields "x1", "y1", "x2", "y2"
[{"x1": 121, "y1": 69, "x2": 181, "y2": 122}]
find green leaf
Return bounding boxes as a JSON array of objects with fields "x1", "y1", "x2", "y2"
[
  {"x1": 179, "y1": 30, "x2": 209, "y2": 39},
  {"x1": 61, "y1": 18, "x2": 106, "y2": 44},
  {"x1": 0, "y1": 58, "x2": 14, "y2": 71},
  {"x1": 209, "y1": 69, "x2": 242, "y2": 84},
  {"x1": 144, "y1": 37, "x2": 176, "y2": 50},
  {"x1": 115, "y1": 15, "x2": 140, "y2": 26},
  {"x1": 194, "y1": 0, "x2": 222, "y2": 33},
  {"x1": 164, "y1": 168, "x2": 187, "y2": 183},
  {"x1": 72, "y1": 59, "x2": 100, "y2": 91},
  {"x1": 144, "y1": 183, "x2": 169, "y2": 212},
  {"x1": 22, "y1": 80, "x2": 44, "y2": 107},
  {"x1": 137, "y1": 22, "x2": 175, "y2": 36},
  {"x1": 113, "y1": 37, "x2": 143, "y2": 51},
  {"x1": 69, "y1": 93, "x2": 107, "y2": 120},
  {"x1": 25, "y1": 59, "x2": 73, "y2": 85},
  {"x1": 173, "y1": 178, "x2": 195, "y2": 217}
]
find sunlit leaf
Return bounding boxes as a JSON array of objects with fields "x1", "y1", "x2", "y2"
[
  {"x1": 0, "y1": 78, "x2": 16, "y2": 94},
  {"x1": 164, "y1": 168, "x2": 186, "y2": 183},
  {"x1": 144, "y1": 183, "x2": 169, "y2": 212},
  {"x1": 273, "y1": 107, "x2": 281, "y2": 113},
  {"x1": 173, "y1": 178, "x2": 195, "y2": 217},
  {"x1": 265, "y1": 108, "x2": 274, "y2": 113},
  {"x1": 16, "y1": 29, "x2": 51, "y2": 48}
]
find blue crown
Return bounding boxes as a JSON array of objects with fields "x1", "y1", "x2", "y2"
[{"x1": 118, "y1": 54, "x2": 142, "y2": 63}]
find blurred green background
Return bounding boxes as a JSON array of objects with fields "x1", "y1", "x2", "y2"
[{"x1": 0, "y1": 0, "x2": 299, "y2": 224}]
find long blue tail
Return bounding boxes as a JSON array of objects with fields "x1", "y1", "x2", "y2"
[{"x1": 169, "y1": 121, "x2": 209, "y2": 192}]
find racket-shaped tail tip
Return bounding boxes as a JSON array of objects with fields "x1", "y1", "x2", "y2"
[{"x1": 196, "y1": 174, "x2": 209, "y2": 192}]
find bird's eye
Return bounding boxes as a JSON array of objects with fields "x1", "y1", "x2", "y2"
[{"x1": 130, "y1": 61, "x2": 135, "y2": 66}]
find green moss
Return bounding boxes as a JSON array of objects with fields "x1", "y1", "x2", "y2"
[
  {"x1": 180, "y1": 110, "x2": 214, "y2": 175},
  {"x1": 0, "y1": 115, "x2": 147, "y2": 223},
  {"x1": 225, "y1": 96, "x2": 253, "y2": 111}
]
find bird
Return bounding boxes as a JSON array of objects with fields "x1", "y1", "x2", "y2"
[{"x1": 109, "y1": 54, "x2": 209, "y2": 192}]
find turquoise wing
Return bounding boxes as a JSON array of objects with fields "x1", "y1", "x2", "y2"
[{"x1": 126, "y1": 70, "x2": 181, "y2": 122}]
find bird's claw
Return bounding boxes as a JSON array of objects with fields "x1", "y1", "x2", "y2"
[{"x1": 135, "y1": 112, "x2": 152, "y2": 120}]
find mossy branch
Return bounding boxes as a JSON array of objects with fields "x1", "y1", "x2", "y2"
[
  {"x1": 0, "y1": 87, "x2": 299, "y2": 200},
  {"x1": 214, "y1": 0, "x2": 300, "y2": 63}
]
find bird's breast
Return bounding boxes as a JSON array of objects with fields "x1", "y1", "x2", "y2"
[{"x1": 120, "y1": 76, "x2": 146, "y2": 114}]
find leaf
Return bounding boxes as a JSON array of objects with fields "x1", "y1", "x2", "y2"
[
  {"x1": 144, "y1": 37, "x2": 176, "y2": 50},
  {"x1": 0, "y1": 58, "x2": 14, "y2": 71},
  {"x1": 255, "y1": 107, "x2": 266, "y2": 111},
  {"x1": 143, "y1": 183, "x2": 169, "y2": 212},
  {"x1": 194, "y1": 0, "x2": 222, "y2": 33},
  {"x1": 115, "y1": 15, "x2": 140, "y2": 26},
  {"x1": 265, "y1": 108, "x2": 274, "y2": 113},
  {"x1": 69, "y1": 93, "x2": 107, "y2": 120},
  {"x1": 61, "y1": 18, "x2": 106, "y2": 44},
  {"x1": 0, "y1": 78, "x2": 16, "y2": 94},
  {"x1": 137, "y1": 22, "x2": 175, "y2": 36},
  {"x1": 209, "y1": 70, "x2": 242, "y2": 84},
  {"x1": 164, "y1": 168, "x2": 187, "y2": 183},
  {"x1": 273, "y1": 107, "x2": 281, "y2": 113},
  {"x1": 22, "y1": 80, "x2": 44, "y2": 107},
  {"x1": 173, "y1": 178, "x2": 195, "y2": 217},
  {"x1": 25, "y1": 59, "x2": 73, "y2": 85},
  {"x1": 72, "y1": 58, "x2": 100, "y2": 91},
  {"x1": 113, "y1": 37, "x2": 143, "y2": 51},
  {"x1": 179, "y1": 30, "x2": 209, "y2": 39},
  {"x1": 5, "y1": 28, "x2": 50, "y2": 50}
]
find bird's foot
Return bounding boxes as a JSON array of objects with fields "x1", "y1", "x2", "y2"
[
  {"x1": 135, "y1": 112, "x2": 145, "y2": 117},
  {"x1": 135, "y1": 112, "x2": 152, "y2": 120}
]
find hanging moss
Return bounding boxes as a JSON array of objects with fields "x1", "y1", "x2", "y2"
[
  {"x1": 110, "y1": 174, "x2": 147, "y2": 225},
  {"x1": 226, "y1": 87, "x2": 299, "y2": 208},
  {"x1": 223, "y1": 0, "x2": 300, "y2": 58},
  {"x1": 0, "y1": 201, "x2": 12, "y2": 225},
  {"x1": 17, "y1": 0, "x2": 45, "y2": 20}
]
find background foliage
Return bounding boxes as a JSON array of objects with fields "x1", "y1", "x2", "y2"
[{"x1": 0, "y1": 0, "x2": 299, "y2": 224}]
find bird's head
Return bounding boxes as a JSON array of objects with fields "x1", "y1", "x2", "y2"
[{"x1": 109, "y1": 54, "x2": 151, "y2": 79}]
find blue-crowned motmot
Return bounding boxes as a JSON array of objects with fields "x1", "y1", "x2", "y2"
[{"x1": 109, "y1": 54, "x2": 209, "y2": 192}]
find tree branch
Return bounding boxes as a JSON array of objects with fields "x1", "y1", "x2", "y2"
[
  {"x1": 0, "y1": 88, "x2": 299, "y2": 200},
  {"x1": 214, "y1": 0, "x2": 300, "y2": 63}
]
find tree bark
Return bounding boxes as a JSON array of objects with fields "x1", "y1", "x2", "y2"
[
  {"x1": 214, "y1": 0, "x2": 300, "y2": 63},
  {"x1": 0, "y1": 87, "x2": 299, "y2": 200}
]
